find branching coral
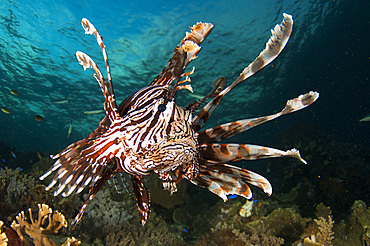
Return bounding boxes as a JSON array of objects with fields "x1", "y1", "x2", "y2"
[
  {"x1": 314, "y1": 216, "x2": 335, "y2": 245},
  {"x1": 298, "y1": 216, "x2": 334, "y2": 246},
  {"x1": 10, "y1": 204, "x2": 80, "y2": 246},
  {"x1": 0, "y1": 221, "x2": 7, "y2": 246}
]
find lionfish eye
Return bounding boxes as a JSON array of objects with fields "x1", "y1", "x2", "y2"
[{"x1": 158, "y1": 104, "x2": 166, "y2": 112}]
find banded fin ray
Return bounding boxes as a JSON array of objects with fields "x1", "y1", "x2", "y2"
[
  {"x1": 193, "y1": 13, "x2": 293, "y2": 131},
  {"x1": 131, "y1": 175, "x2": 150, "y2": 226},
  {"x1": 73, "y1": 166, "x2": 115, "y2": 224},
  {"x1": 188, "y1": 162, "x2": 272, "y2": 201},
  {"x1": 77, "y1": 18, "x2": 120, "y2": 122},
  {"x1": 150, "y1": 22, "x2": 214, "y2": 86},
  {"x1": 197, "y1": 91, "x2": 319, "y2": 144},
  {"x1": 199, "y1": 143, "x2": 307, "y2": 164},
  {"x1": 39, "y1": 125, "x2": 123, "y2": 197}
]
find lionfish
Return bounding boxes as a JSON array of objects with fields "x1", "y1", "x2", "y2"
[{"x1": 40, "y1": 13, "x2": 319, "y2": 225}]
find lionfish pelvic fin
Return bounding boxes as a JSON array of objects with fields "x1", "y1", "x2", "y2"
[
  {"x1": 131, "y1": 175, "x2": 150, "y2": 226},
  {"x1": 189, "y1": 162, "x2": 272, "y2": 201}
]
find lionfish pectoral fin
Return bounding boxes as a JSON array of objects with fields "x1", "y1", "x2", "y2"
[
  {"x1": 197, "y1": 91, "x2": 319, "y2": 143},
  {"x1": 150, "y1": 22, "x2": 213, "y2": 86},
  {"x1": 73, "y1": 167, "x2": 115, "y2": 224},
  {"x1": 39, "y1": 128, "x2": 123, "y2": 205},
  {"x1": 188, "y1": 162, "x2": 272, "y2": 201},
  {"x1": 131, "y1": 175, "x2": 150, "y2": 226},
  {"x1": 193, "y1": 13, "x2": 293, "y2": 131},
  {"x1": 199, "y1": 143, "x2": 307, "y2": 164}
]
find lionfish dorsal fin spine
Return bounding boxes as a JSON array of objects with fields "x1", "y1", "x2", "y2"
[
  {"x1": 197, "y1": 91, "x2": 319, "y2": 143},
  {"x1": 193, "y1": 14, "x2": 293, "y2": 131},
  {"x1": 150, "y1": 22, "x2": 213, "y2": 87},
  {"x1": 78, "y1": 18, "x2": 119, "y2": 122},
  {"x1": 199, "y1": 143, "x2": 307, "y2": 164}
]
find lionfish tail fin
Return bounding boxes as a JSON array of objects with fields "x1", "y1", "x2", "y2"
[
  {"x1": 193, "y1": 13, "x2": 293, "y2": 130},
  {"x1": 150, "y1": 22, "x2": 214, "y2": 86},
  {"x1": 189, "y1": 162, "x2": 272, "y2": 201}
]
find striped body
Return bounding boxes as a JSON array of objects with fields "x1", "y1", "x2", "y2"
[{"x1": 40, "y1": 14, "x2": 319, "y2": 225}]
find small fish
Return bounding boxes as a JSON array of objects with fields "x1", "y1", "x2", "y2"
[
  {"x1": 10, "y1": 151, "x2": 16, "y2": 158},
  {"x1": 228, "y1": 194, "x2": 237, "y2": 199},
  {"x1": 67, "y1": 122, "x2": 73, "y2": 139},
  {"x1": 1, "y1": 159, "x2": 5, "y2": 163},
  {"x1": 1, "y1": 107, "x2": 11, "y2": 114},
  {"x1": 34, "y1": 115, "x2": 45, "y2": 121},
  {"x1": 183, "y1": 228, "x2": 188, "y2": 233},
  {"x1": 84, "y1": 109, "x2": 104, "y2": 115},
  {"x1": 52, "y1": 99, "x2": 69, "y2": 104},
  {"x1": 360, "y1": 114, "x2": 370, "y2": 122},
  {"x1": 10, "y1": 89, "x2": 20, "y2": 96},
  {"x1": 37, "y1": 150, "x2": 42, "y2": 159},
  {"x1": 188, "y1": 93, "x2": 205, "y2": 100}
]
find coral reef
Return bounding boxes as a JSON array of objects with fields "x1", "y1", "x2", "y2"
[
  {"x1": 1, "y1": 148, "x2": 369, "y2": 245},
  {"x1": 0, "y1": 167, "x2": 36, "y2": 211},
  {"x1": 333, "y1": 200, "x2": 370, "y2": 245},
  {"x1": 196, "y1": 223, "x2": 284, "y2": 246},
  {"x1": 246, "y1": 207, "x2": 310, "y2": 243},
  {"x1": 80, "y1": 186, "x2": 136, "y2": 234},
  {"x1": 102, "y1": 210, "x2": 184, "y2": 245}
]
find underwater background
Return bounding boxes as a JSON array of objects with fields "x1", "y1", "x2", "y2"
[{"x1": 0, "y1": 0, "x2": 369, "y2": 245}]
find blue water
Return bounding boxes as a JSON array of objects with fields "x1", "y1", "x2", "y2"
[{"x1": 2, "y1": 0, "x2": 365, "y2": 153}]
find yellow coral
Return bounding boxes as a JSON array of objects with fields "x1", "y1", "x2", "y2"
[
  {"x1": 314, "y1": 216, "x2": 334, "y2": 245},
  {"x1": 299, "y1": 216, "x2": 334, "y2": 246},
  {"x1": 61, "y1": 237, "x2": 81, "y2": 246},
  {"x1": 11, "y1": 203, "x2": 67, "y2": 246},
  {"x1": 0, "y1": 221, "x2": 8, "y2": 246}
]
